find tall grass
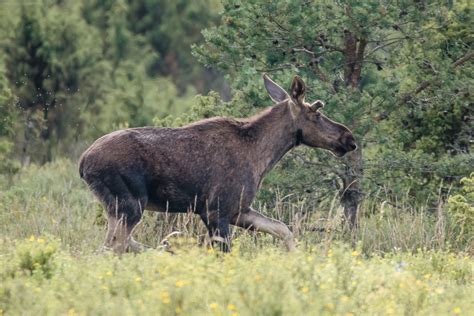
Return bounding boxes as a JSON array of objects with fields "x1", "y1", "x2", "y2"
[{"x1": 0, "y1": 159, "x2": 471, "y2": 254}]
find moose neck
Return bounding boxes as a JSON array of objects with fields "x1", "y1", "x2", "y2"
[{"x1": 248, "y1": 101, "x2": 300, "y2": 178}]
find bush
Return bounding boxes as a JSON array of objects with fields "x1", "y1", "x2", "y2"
[{"x1": 447, "y1": 173, "x2": 474, "y2": 243}]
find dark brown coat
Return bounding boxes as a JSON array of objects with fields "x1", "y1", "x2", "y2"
[{"x1": 79, "y1": 75, "x2": 356, "y2": 252}]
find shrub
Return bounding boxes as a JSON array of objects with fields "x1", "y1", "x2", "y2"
[{"x1": 447, "y1": 173, "x2": 474, "y2": 243}]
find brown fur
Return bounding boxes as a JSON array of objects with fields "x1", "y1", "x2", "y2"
[{"x1": 79, "y1": 75, "x2": 356, "y2": 252}]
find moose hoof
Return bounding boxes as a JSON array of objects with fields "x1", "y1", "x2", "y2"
[
  {"x1": 210, "y1": 236, "x2": 231, "y2": 252},
  {"x1": 128, "y1": 238, "x2": 150, "y2": 253}
]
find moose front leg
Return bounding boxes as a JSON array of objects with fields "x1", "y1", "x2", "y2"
[
  {"x1": 231, "y1": 208, "x2": 296, "y2": 251},
  {"x1": 199, "y1": 211, "x2": 232, "y2": 252}
]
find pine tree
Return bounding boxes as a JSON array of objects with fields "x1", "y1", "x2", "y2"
[{"x1": 194, "y1": 0, "x2": 473, "y2": 221}]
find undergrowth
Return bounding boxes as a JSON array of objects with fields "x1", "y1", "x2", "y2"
[{"x1": 0, "y1": 160, "x2": 473, "y2": 315}]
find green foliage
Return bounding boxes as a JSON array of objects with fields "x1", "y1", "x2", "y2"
[
  {"x1": 0, "y1": 0, "x2": 219, "y2": 163},
  {"x1": 194, "y1": 0, "x2": 473, "y2": 206},
  {"x1": 3, "y1": 1, "x2": 107, "y2": 162},
  {"x1": 0, "y1": 58, "x2": 20, "y2": 180},
  {"x1": 10, "y1": 236, "x2": 58, "y2": 279},
  {"x1": 388, "y1": 1, "x2": 472, "y2": 155},
  {"x1": 0, "y1": 236, "x2": 472, "y2": 315},
  {"x1": 153, "y1": 91, "x2": 251, "y2": 128},
  {"x1": 447, "y1": 173, "x2": 474, "y2": 243},
  {"x1": 0, "y1": 159, "x2": 104, "y2": 250},
  {"x1": 125, "y1": 0, "x2": 222, "y2": 90}
]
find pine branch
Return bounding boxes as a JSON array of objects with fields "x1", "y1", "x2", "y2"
[{"x1": 403, "y1": 51, "x2": 473, "y2": 102}]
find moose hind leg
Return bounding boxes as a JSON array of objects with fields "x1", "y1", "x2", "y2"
[
  {"x1": 89, "y1": 174, "x2": 147, "y2": 254},
  {"x1": 232, "y1": 208, "x2": 296, "y2": 251},
  {"x1": 104, "y1": 198, "x2": 145, "y2": 254}
]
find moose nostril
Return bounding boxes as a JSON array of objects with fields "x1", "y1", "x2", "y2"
[{"x1": 342, "y1": 133, "x2": 357, "y2": 151}]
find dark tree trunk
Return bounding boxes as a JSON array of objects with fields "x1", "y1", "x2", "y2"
[
  {"x1": 21, "y1": 110, "x2": 33, "y2": 166},
  {"x1": 340, "y1": 29, "x2": 366, "y2": 227},
  {"x1": 341, "y1": 148, "x2": 363, "y2": 227}
]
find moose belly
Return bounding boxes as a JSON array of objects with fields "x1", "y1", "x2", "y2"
[{"x1": 146, "y1": 182, "x2": 204, "y2": 213}]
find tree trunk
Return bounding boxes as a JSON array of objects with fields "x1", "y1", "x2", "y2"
[
  {"x1": 21, "y1": 110, "x2": 33, "y2": 167},
  {"x1": 340, "y1": 147, "x2": 363, "y2": 227},
  {"x1": 341, "y1": 29, "x2": 367, "y2": 227}
]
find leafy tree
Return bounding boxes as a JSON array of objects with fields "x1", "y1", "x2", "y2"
[
  {"x1": 126, "y1": 0, "x2": 222, "y2": 92},
  {"x1": 368, "y1": 1, "x2": 473, "y2": 202},
  {"x1": 194, "y1": 0, "x2": 473, "y2": 221},
  {"x1": 392, "y1": 2, "x2": 472, "y2": 154},
  {"x1": 3, "y1": 1, "x2": 106, "y2": 163},
  {"x1": 447, "y1": 173, "x2": 474, "y2": 244},
  {"x1": 0, "y1": 58, "x2": 20, "y2": 179},
  {"x1": 1, "y1": 0, "x2": 220, "y2": 164}
]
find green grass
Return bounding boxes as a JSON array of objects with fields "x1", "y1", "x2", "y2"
[{"x1": 0, "y1": 160, "x2": 473, "y2": 315}]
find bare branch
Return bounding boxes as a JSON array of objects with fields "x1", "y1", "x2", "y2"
[
  {"x1": 365, "y1": 38, "x2": 404, "y2": 58},
  {"x1": 452, "y1": 51, "x2": 473, "y2": 68}
]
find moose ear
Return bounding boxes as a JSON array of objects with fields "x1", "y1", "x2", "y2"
[
  {"x1": 263, "y1": 74, "x2": 290, "y2": 103},
  {"x1": 290, "y1": 76, "x2": 306, "y2": 103},
  {"x1": 309, "y1": 100, "x2": 325, "y2": 111}
]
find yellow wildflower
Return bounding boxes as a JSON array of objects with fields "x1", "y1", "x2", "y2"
[
  {"x1": 301, "y1": 287, "x2": 309, "y2": 293},
  {"x1": 351, "y1": 250, "x2": 359, "y2": 257},
  {"x1": 324, "y1": 303, "x2": 335, "y2": 311},
  {"x1": 453, "y1": 307, "x2": 461, "y2": 314},
  {"x1": 29, "y1": 235, "x2": 35, "y2": 242},
  {"x1": 135, "y1": 277, "x2": 142, "y2": 283},
  {"x1": 227, "y1": 304, "x2": 236, "y2": 311},
  {"x1": 175, "y1": 280, "x2": 186, "y2": 288},
  {"x1": 209, "y1": 303, "x2": 218, "y2": 310},
  {"x1": 37, "y1": 238, "x2": 45, "y2": 244},
  {"x1": 175, "y1": 307, "x2": 182, "y2": 314},
  {"x1": 161, "y1": 291, "x2": 170, "y2": 304}
]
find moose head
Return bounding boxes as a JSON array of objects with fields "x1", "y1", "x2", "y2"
[{"x1": 264, "y1": 74, "x2": 357, "y2": 157}]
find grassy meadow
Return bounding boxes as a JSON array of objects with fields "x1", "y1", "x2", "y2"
[{"x1": 0, "y1": 160, "x2": 472, "y2": 316}]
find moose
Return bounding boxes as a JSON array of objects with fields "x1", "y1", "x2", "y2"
[{"x1": 79, "y1": 74, "x2": 357, "y2": 253}]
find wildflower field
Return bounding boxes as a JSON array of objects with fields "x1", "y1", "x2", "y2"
[{"x1": 1, "y1": 161, "x2": 473, "y2": 316}]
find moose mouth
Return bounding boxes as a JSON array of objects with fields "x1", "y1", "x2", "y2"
[
  {"x1": 332, "y1": 142, "x2": 357, "y2": 157},
  {"x1": 333, "y1": 146, "x2": 349, "y2": 157}
]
